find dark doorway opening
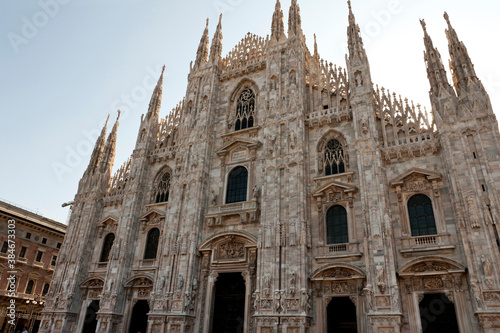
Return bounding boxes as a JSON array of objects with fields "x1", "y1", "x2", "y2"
[
  {"x1": 327, "y1": 296, "x2": 357, "y2": 333},
  {"x1": 419, "y1": 293, "x2": 459, "y2": 333},
  {"x1": 128, "y1": 300, "x2": 149, "y2": 333},
  {"x1": 82, "y1": 300, "x2": 100, "y2": 333},
  {"x1": 211, "y1": 272, "x2": 246, "y2": 333}
]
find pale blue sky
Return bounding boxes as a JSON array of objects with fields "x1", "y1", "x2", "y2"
[{"x1": 1, "y1": 0, "x2": 499, "y2": 223}]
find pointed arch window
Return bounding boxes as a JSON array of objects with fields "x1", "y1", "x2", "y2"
[
  {"x1": 144, "y1": 228, "x2": 160, "y2": 260},
  {"x1": 42, "y1": 283, "x2": 50, "y2": 296},
  {"x1": 25, "y1": 280, "x2": 35, "y2": 294},
  {"x1": 324, "y1": 139, "x2": 346, "y2": 175},
  {"x1": 326, "y1": 205, "x2": 348, "y2": 244},
  {"x1": 407, "y1": 194, "x2": 437, "y2": 236},
  {"x1": 153, "y1": 172, "x2": 171, "y2": 203},
  {"x1": 226, "y1": 166, "x2": 248, "y2": 204},
  {"x1": 235, "y1": 89, "x2": 255, "y2": 131},
  {"x1": 100, "y1": 233, "x2": 115, "y2": 263}
]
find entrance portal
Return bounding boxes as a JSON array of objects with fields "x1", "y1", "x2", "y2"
[
  {"x1": 211, "y1": 272, "x2": 246, "y2": 333},
  {"x1": 419, "y1": 293, "x2": 459, "y2": 333},
  {"x1": 128, "y1": 300, "x2": 150, "y2": 333},
  {"x1": 82, "y1": 300, "x2": 99, "y2": 333},
  {"x1": 327, "y1": 297, "x2": 357, "y2": 333}
]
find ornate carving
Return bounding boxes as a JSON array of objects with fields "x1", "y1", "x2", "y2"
[
  {"x1": 423, "y1": 277, "x2": 443, "y2": 289},
  {"x1": 218, "y1": 241, "x2": 245, "y2": 259}
]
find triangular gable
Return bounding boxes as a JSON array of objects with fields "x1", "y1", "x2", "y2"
[
  {"x1": 313, "y1": 180, "x2": 357, "y2": 198},
  {"x1": 96, "y1": 216, "x2": 119, "y2": 228},
  {"x1": 217, "y1": 138, "x2": 260, "y2": 156},
  {"x1": 390, "y1": 168, "x2": 441, "y2": 187},
  {"x1": 139, "y1": 208, "x2": 166, "y2": 221}
]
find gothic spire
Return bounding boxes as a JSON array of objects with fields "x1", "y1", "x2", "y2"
[
  {"x1": 195, "y1": 18, "x2": 210, "y2": 68},
  {"x1": 444, "y1": 12, "x2": 478, "y2": 95},
  {"x1": 209, "y1": 14, "x2": 223, "y2": 64},
  {"x1": 346, "y1": 0, "x2": 366, "y2": 61},
  {"x1": 146, "y1": 66, "x2": 165, "y2": 120},
  {"x1": 313, "y1": 34, "x2": 319, "y2": 59},
  {"x1": 100, "y1": 111, "x2": 120, "y2": 175},
  {"x1": 420, "y1": 19, "x2": 455, "y2": 98},
  {"x1": 288, "y1": 0, "x2": 303, "y2": 38},
  {"x1": 271, "y1": 0, "x2": 286, "y2": 42},
  {"x1": 85, "y1": 115, "x2": 109, "y2": 176}
]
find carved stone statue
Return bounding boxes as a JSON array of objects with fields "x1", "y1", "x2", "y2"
[
  {"x1": 211, "y1": 190, "x2": 217, "y2": 206},
  {"x1": 263, "y1": 273, "x2": 272, "y2": 296},
  {"x1": 376, "y1": 264, "x2": 386, "y2": 293},
  {"x1": 481, "y1": 255, "x2": 492, "y2": 276},
  {"x1": 252, "y1": 185, "x2": 259, "y2": 199},
  {"x1": 470, "y1": 280, "x2": 483, "y2": 308},
  {"x1": 177, "y1": 274, "x2": 184, "y2": 291},
  {"x1": 300, "y1": 289, "x2": 311, "y2": 313},
  {"x1": 252, "y1": 292, "x2": 260, "y2": 311},
  {"x1": 289, "y1": 271, "x2": 296, "y2": 296},
  {"x1": 362, "y1": 284, "x2": 374, "y2": 310}
]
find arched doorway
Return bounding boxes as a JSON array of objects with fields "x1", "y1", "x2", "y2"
[
  {"x1": 419, "y1": 293, "x2": 459, "y2": 333},
  {"x1": 211, "y1": 272, "x2": 246, "y2": 333},
  {"x1": 82, "y1": 300, "x2": 99, "y2": 333},
  {"x1": 327, "y1": 297, "x2": 357, "y2": 333},
  {"x1": 128, "y1": 300, "x2": 149, "y2": 333}
]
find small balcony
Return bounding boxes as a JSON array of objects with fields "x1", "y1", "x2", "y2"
[
  {"x1": 399, "y1": 234, "x2": 455, "y2": 256},
  {"x1": 205, "y1": 200, "x2": 259, "y2": 227},
  {"x1": 315, "y1": 242, "x2": 363, "y2": 261}
]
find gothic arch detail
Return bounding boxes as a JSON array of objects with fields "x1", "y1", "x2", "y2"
[
  {"x1": 228, "y1": 80, "x2": 259, "y2": 131},
  {"x1": 317, "y1": 130, "x2": 349, "y2": 175},
  {"x1": 152, "y1": 167, "x2": 172, "y2": 203}
]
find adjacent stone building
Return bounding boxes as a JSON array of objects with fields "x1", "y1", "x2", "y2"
[
  {"x1": 40, "y1": 1, "x2": 500, "y2": 332},
  {"x1": 0, "y1": 200, "x2": 66, "y2": 333}
]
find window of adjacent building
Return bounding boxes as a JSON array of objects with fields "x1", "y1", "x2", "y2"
[
  {"x1": 408, "y1": 194, "x2": 437, "y2": 236},
  {"x1": 235, "y1": 88, "x2": 255, "y2": 131},
  {"x1": 25, "y1": 280, "x2": 34, "y2": 294},
  {"x1": 56, "y1": 242, "x2": 62, "y2": 249},
  {"x1": 326, "y1": 205, "x2": 349, "y2": 244},
  {"x1": 144, "y1": 228, "x2": 160, "y2": 260},
  {"x1": 19, "y1": 246, "x2": 27, "y2": 258},
  {"x1": 35, "y1": 250, "x2": 43, "y2": 262},
  {"x1": 100, "y1": 233, "x2": 115, "y2": 262},
  {"x1": 51, "y1": 255, "x2": 57, "y2": 266},
  {"x1": 42, "y1": 283, "x2": 50, "y2": 296},
  {"x1": 226, "y1": 166, "x2": 248, "y2": 204},
  {"x1": 153, "y1": 172, "x2": 171, "y2": 203},
  {"x1": 42, "y1": 237, "x2": 47, "y2": 244},
  {"x1": 324, "y1": 139, "x2": 346, "y2": 176},
  {"x1": 1, "y1": 242, "x2": 8, "y2": 253},
  {"x1": 26, "y1": 232, "x2": 31, "y2": 239}
]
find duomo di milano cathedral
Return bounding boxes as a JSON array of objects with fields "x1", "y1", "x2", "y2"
[{"x1": 40, "y1": 0, "x2": 500, "y2": 332}]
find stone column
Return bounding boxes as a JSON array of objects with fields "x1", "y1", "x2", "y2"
[
  {"x1": 242, "y1": 270, "x2": 252, "y2": 333},
  {"x1": 202, "y1": 271, "x2": 218, "y2": 333}
]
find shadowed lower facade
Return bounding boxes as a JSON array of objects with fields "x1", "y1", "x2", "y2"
[{"x1": 40, "y1": 1, "x2": 500, "y2": 332}]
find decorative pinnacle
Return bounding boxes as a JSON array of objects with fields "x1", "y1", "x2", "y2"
[
  {"x1": 206, "y1": 17, "x2": 209, "y2": 28},
  {"x1": 116, "y1": 110, "x2": 121, "y2": 121},
  {"x1": 104, "y1": 114, "x2": 110, "y2": 127},
  {"x1": 419, "y1": 19, "x2": 427, "y2": 34},
  {"x1": 275, "y1": 0, "x2": 281, "y2": 10},
  {"x1": 444, "y1": 12, "x2": 450, "y2": 25}
]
